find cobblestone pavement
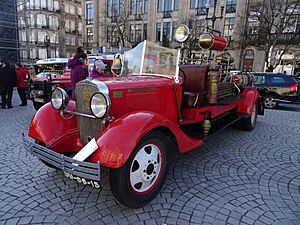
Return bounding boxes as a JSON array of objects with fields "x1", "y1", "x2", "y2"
[{"x1": 0, "y1": 92, "x2": 299, "y2": 225}]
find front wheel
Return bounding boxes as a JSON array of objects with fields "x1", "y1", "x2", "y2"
[{"x1": 110, "y1": 131, "x2": 169, "y2": 208}]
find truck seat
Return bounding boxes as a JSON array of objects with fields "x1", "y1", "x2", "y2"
[{"x1": 179, "y1": 65, "x2": 209, "y2": 107}]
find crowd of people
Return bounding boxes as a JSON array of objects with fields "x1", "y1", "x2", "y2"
[{"x1": 0, "y1": 62, "x2": 28, "y2": 109}]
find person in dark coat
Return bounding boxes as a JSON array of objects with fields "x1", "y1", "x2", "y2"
[
  {"x1": 15, "y1": 63, "x2": 27, "y2": 106},
  {"x1": 67, "y1": 51, "x2": 88, "y2": 100},
  {"x1": 0, "y1": 62, "x2": 16, "y2": 109}
]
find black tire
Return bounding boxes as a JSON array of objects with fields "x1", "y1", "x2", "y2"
[
  {"x1": 110, "y1": 131, "x2": 169, "y2": 208},
  {"x1": 263, "y1": 95, "x2": 278, "y2": 109},
  {"x1": 32, "y1": 101, "x2": 44, "y2": 111},
  {"x1": 240, "y1": 102, "x2": 258, "y2": 131}
]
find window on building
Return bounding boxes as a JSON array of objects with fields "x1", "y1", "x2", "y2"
[
  {"x1": 48, "y1": 0, "x2": 54, "y2": 10},
  {"x1": 41, "y1": 0, "x2": 46, "y2": 8},
  {"x1": 143, "y1": 23, "x2": 147, "y2": 40},
  {"x1": 86, "y1": 3, "x2": 93, "y2": 24},
  {"x1": 157, "y1": 0, "x2": 162, "y2": 12},
  {"x1": 144, "y1": 0, "x2": 148, "y2": 14},
  {"x1": 112, "y1": 0, "x2": 118, "y2": 16},
  {"x1": 130, "y1": 0, "x2": 134, "y2": 15},
  {"x1": 70, "y1": 36, "x2": 75, "y2": 45},
  {"x1": 87, "y1": 27, "x2": 93, "y2": 43},
  {"x1": 156, "y1": 22, "x2": 161, "y2": 42},
  {"x1": 136, "y1": 0, "x2": 142, "y2": 15},
  {"x1": 37, "y1": 14, "x2": 47, "y2": 28},
  {"x1": 190, "y1": 0, "x2": 196, "y2": 9},
  {"x1": 50, "y1": 32, "x2": 58, "y2": 43},
  {"x1": 64, "y1": 4, "x2": 70, "y2": 13},
  {"x1": 19, "y1": 17, "x2": 25, "y2": 27},
  {"x1": 174, "y1": 0, "x2": 179, "y2": 11},
  {"x1": 226, "y1": 0, "x2": 236, "y2": 13},
  {"x1": 164, "y1": 0, "x2": 172, "y2": 11},
  {"x1": 162, "y1": 22, "x2": 171, "y2": 47},
  {"x1": 30, "y1": 32, "x2": 36, "y2": 42},
  {"x1": 35, "y1": 0, "x2": 41, "y2": 9},
  {"x1": 135, "y1": 24, "x2": 142, "y2": 43},
  {"x1": 38, "y1": 31, "x2": 47, "y2": 42},
  {"x1": 49, "y1": 15, "x2": 58, "y2": 29},
  {"x1": 54, "y1": 0, "x2": 59, "y2": 11},
  {"x1": 20, "y1": 31, "x2": 26, "y2": 42},
  {"x1": 51, "y1": 49, "x2": 56, "y2": 58},
  {"x1": 65, "y1": 36, "x2": 70, "y2": 45},
  {"x1": 70, "y1": 20, "x2": 75, "y2": 32},
  {"x1": 107, "y1": 0, "x2": 111, "y2": 17},
  {"x1": 29, "y1": 0, "x2": 34, "y2": 9},
  {"x1": 65, "y1": 19, "x2": 70, "y2": 32},
  {"x1": 30, "y1": 48, "x2": 36, "y2": 59},
  {"x1": 29, "y1": 14, "x2": 35, "y2": 28},
  {"x1": 130, "y1": 24, "x2": 135, "y2": 42},
  {"x1": 224, "y1": 17, "x2": 235, "y2": 37}
]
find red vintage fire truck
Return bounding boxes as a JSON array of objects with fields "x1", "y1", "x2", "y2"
[{"x1": 24, "y1": 26, "x2": 264, "y2": 208}]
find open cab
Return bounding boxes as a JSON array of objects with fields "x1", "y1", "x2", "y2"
[{"x1": 24, "y1": 28, "x2": 263, "y2": 208}]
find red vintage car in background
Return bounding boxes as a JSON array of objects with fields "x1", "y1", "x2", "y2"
[
  {"x1": 24, "y1": 26, "x2": 264, "y2": 208},
  {"x1": 28, "y1": 56, "x2": 114, "y2": 110}
]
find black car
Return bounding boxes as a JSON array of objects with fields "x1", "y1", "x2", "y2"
[{"x1": 251, "y1": 72, "x2": 299, "y2": 109}]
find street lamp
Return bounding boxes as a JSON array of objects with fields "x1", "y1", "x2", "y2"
[
  {"x1": 205, "y1": 0, "x2": 225, "y2": 31},
  {"x1": 44, "y1": 35, "x2": 50, "y2": 58}
]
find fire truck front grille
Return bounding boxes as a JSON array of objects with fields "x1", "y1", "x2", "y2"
[
  {"x1": 33, "y1": 81, "x2": 44, "y2": 90},
  {"x1": 75, "y1": 81, "x2": 105, "y2": 144}
]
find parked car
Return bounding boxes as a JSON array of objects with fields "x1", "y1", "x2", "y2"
[
  {"x1": 251, "y1": 72, "x2": 299, "y2": 109},
  {"x1": 23, "y1": 33, "x2": 263, "y2": 208}
]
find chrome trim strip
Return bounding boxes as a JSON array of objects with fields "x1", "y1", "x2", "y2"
[{"x1": 62, "y1": 109, "x2": 97, "y2": 119}]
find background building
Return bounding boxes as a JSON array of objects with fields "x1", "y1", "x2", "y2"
[
  {"x1": 0, "y1": 0, "x2": 18, "y2": 64},
  {"x1": 82, "y1": 0, "x2": 300, "y2": 73},
  {"x1": 18, "y1": 0, "x2": 83, "y2": 64}
]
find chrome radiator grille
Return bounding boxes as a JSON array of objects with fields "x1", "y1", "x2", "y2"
[{"x1": 75, "y1": 81, "x2": 105, "y2": 144}]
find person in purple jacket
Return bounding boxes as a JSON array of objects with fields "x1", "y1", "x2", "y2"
[
  {"x1": 67, "y1": 51, "x2": 88, "y2": 100},
  {"x1": 90, "y1": 59, "x2": 106, "y2": 79}
]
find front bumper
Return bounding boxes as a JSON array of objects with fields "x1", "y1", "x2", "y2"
[{"x1": 23, "y1": 137, "x2": 101, "y2": 182}]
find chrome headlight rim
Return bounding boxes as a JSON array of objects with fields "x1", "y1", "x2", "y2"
[
  {"x1": 90, "y1": 92, "x2": 111, "y2": 119},
  {"x1": 51, "y1": 87, "x2": 69, "y2": 110}
]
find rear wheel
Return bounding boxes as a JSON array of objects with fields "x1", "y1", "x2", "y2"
[
  {"x1": 110, "y1": 131, "x2": 169, "y2": 208},
  {"x1": 263, "y1": 95, "x2": 278, "y2": 109},
  {"x1": 32, "y1": 101, "x2": 44, "y2": 111},
  {"x1": 240, "y1": 102, "x2": 257, "y2": 131}
]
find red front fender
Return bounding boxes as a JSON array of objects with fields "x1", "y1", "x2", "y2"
[
  {"x1": 90, "y1": 111, "x2": 203, "y2": 168},
  {"x1": 28, "y1": 102, "x2": 84, "y2": 152}
]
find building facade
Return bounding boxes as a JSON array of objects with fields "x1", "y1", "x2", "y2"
[
  {"x1": 18, "y1": 0, "x2": 83, "y2": 64},
  {"x1": 82, "y1": 0, "x2": 300, "y2": 72},
  {"x1": 0, "y1": 0, "x2": 18, "y2": 64}
]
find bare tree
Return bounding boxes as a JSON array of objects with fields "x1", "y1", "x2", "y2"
[{"x1": 246, "y1": 0, "x2": 300, "y2": 70}]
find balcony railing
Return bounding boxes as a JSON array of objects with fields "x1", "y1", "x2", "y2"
[
  {"x1": 226, "y1": 4, "x2": 236, "y2": 13},
  {"x1": 163, "y1": 11, "x2": 172, "y2": 18},
  {"x1": 196, "y1": 7, "x2": 207, "y2": 16},
  {"x1": 85, "y1": 19, "x2": 93, "y2": 25},
  {"x1": 245, "y1": 32, "x2": 300, "y2": 45},
  {"x1": 134, "y1": 14, "x2": 142, "y2": 21}
]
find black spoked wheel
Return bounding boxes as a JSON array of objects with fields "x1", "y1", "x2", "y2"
[{"x1": 110, "y1": 131, "x2": 169, "y2": 208}]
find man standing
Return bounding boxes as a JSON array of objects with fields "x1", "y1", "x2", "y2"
[
  {"x1": 0, "y1": 62, "x2": 16, "y2": 109},
  {"x1": 15, "y1": 63, "x2": 27, "y2": 106}
]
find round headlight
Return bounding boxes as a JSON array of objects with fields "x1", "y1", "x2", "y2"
[
  {"x1": 51, "y1": 87, "x2": 69, "y2": 110},
  {"x1": 174, "y1": 25, "x2": 190, "y2": 43},
  {"x1": 90, "y1": 92, "x2": 111, "y2": 118}
]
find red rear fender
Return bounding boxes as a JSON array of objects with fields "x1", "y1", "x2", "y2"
[{"x1": 238, "y1": 88, "x2": 260, "y2": 114}]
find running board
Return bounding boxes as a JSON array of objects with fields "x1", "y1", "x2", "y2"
[{"x1": 205, "y1": 113, "x2": 248, "y2": 139}]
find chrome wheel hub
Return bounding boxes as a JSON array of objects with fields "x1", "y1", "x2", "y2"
[
  {"x1": 265, "y1": 97, "x2": 276, "y2": 108},
  {"x1": 130, "y1": 144, "x2": 162, "y2": 193}
]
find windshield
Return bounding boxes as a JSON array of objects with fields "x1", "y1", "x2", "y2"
[
  {"x1": 121, "y1": 41, "x2": 179, "y2": 78},
  {"x1": 36, "y1": 72, "x2": 61, "y2": 78}
]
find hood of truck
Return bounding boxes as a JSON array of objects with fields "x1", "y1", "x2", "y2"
[{"x1": 93, "y1": 75, "x2": 182, "y2": 123}]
